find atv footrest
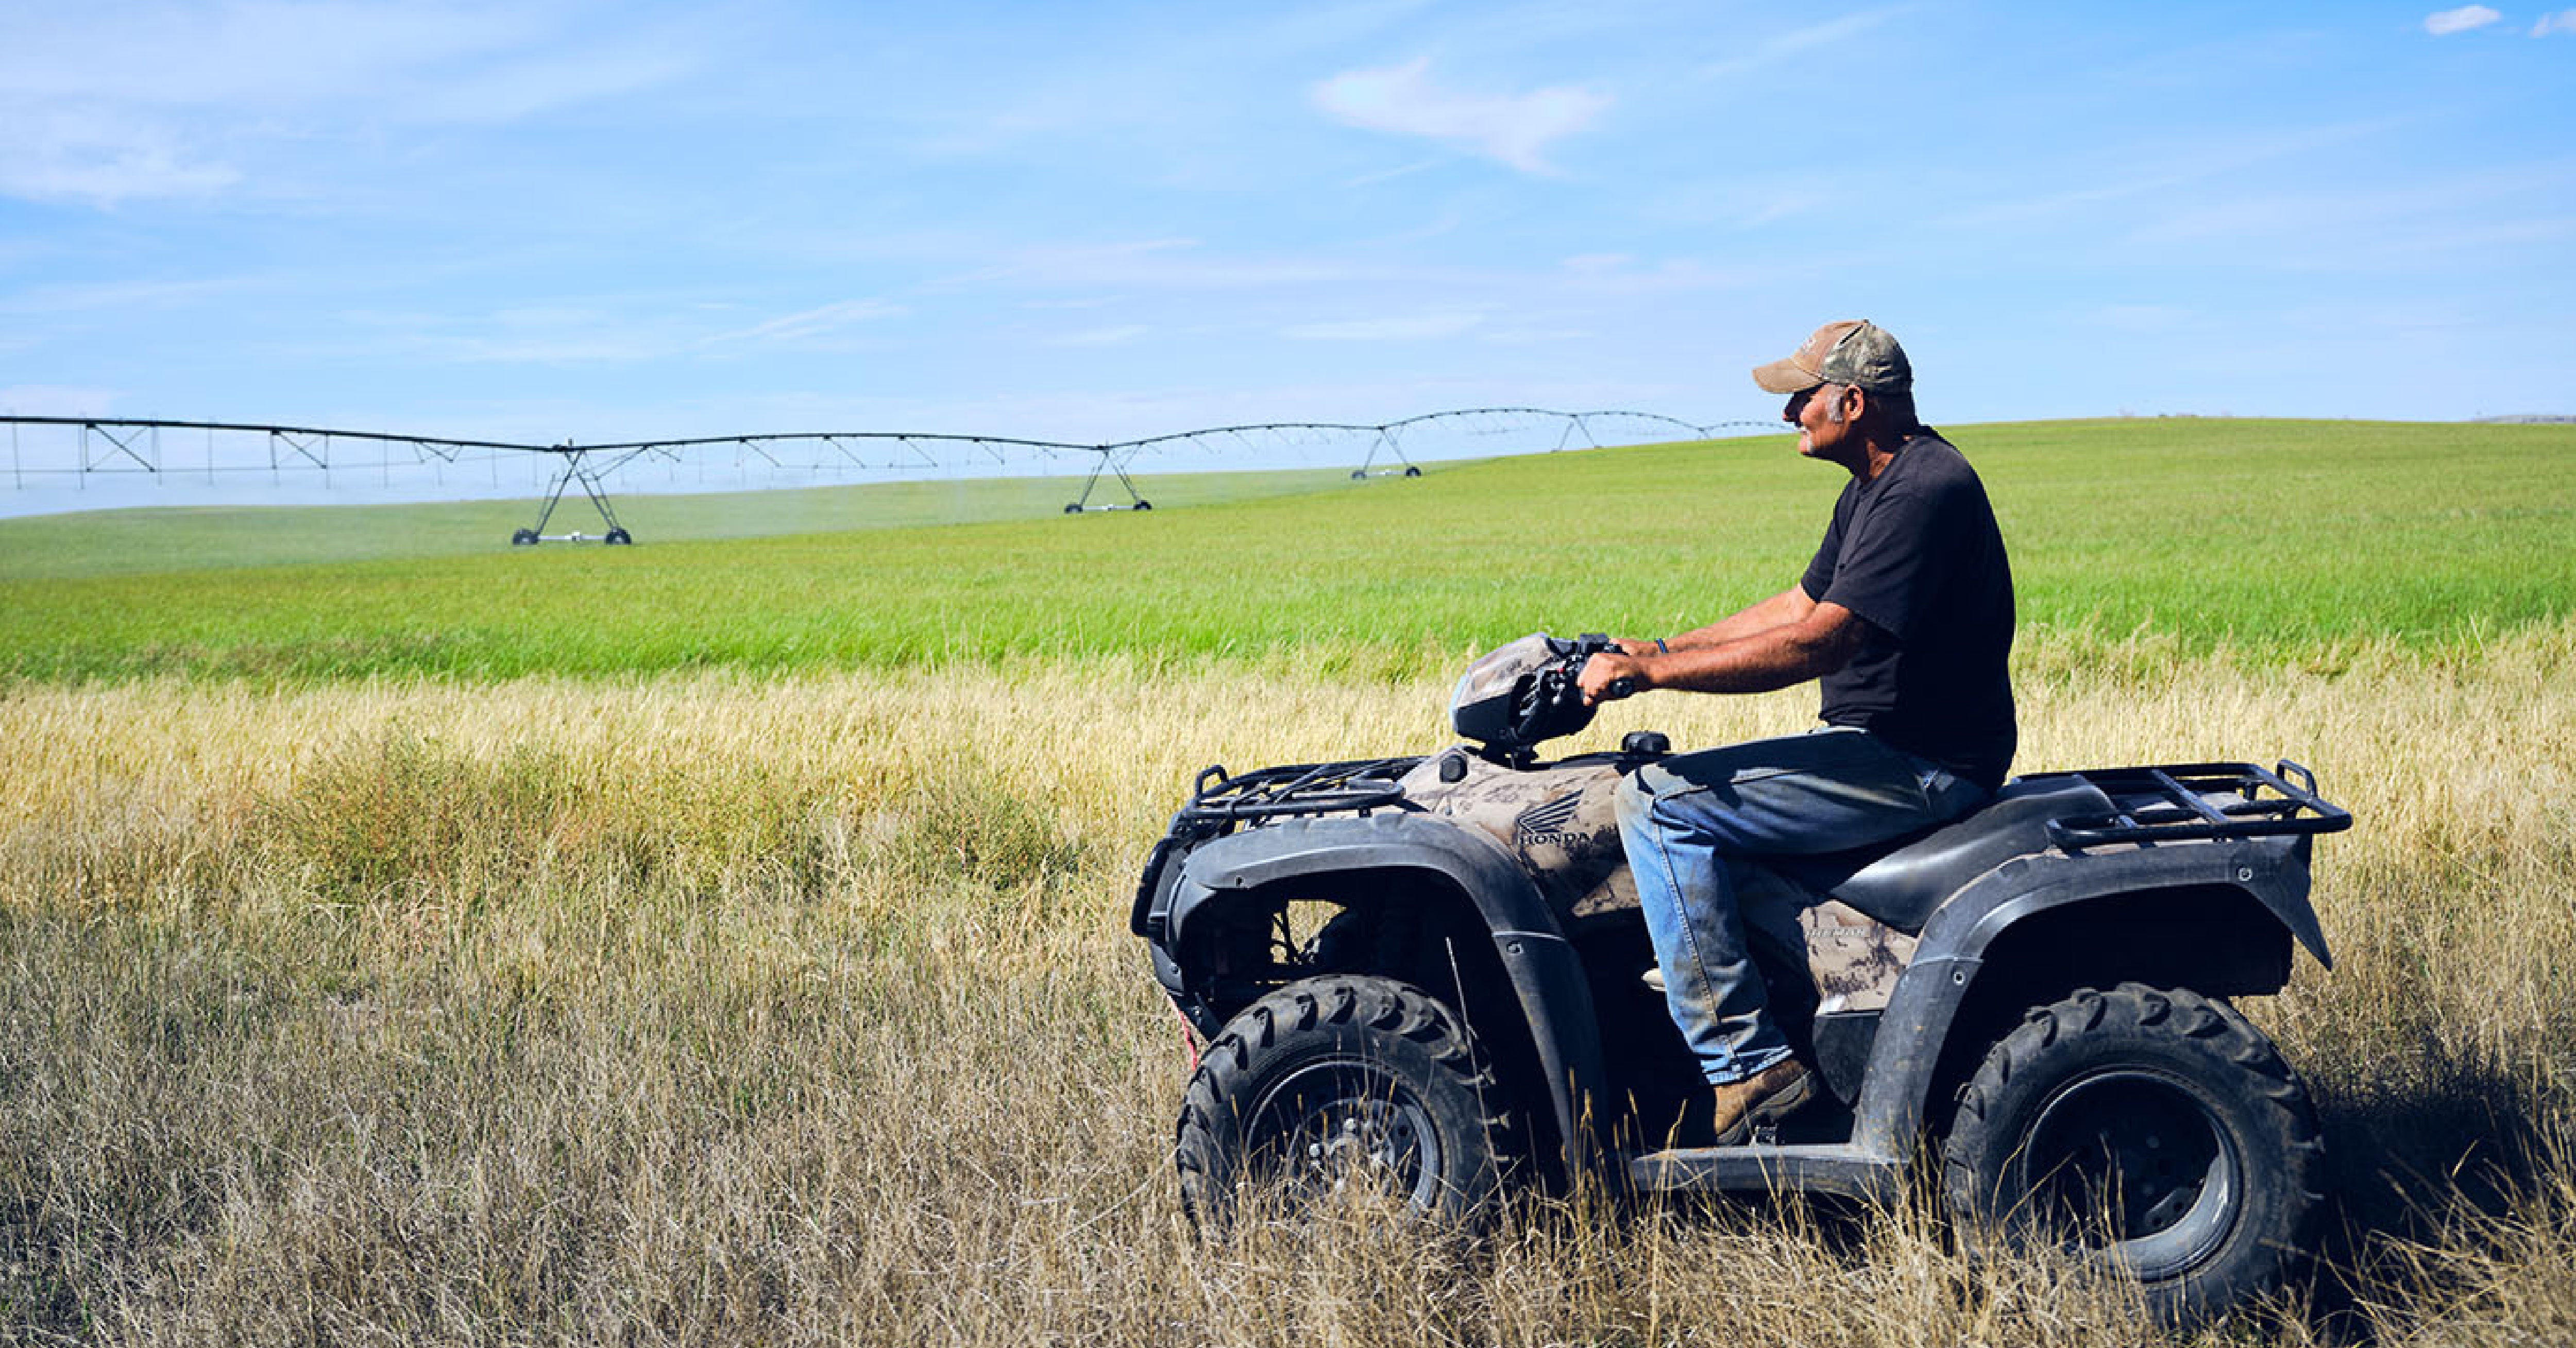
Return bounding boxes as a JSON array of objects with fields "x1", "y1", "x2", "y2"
[{"x1": 1629, "y1": 1143, "x2": 1902, "y2": 1204}]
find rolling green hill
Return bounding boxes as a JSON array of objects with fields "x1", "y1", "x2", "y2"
[{"x1": 2, "y1": 418, "x2": 2569, "y2": 682}]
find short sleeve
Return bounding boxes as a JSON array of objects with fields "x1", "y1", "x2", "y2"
[{"x1": 1818, "y1": 483, "x2": 1960, "y2": 640}]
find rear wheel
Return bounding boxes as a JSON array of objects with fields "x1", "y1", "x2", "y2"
[
  {"x1": 1942, "y1": 983, "x2": 2326, "y2": 1328},
  {"x1": 1176, "y1": 974, "x2": 1507, "y2": 1228}
]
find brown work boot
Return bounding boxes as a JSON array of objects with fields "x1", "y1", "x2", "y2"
[{"x1": 1707, "y1": 1059, "x2": 1814, "y2": 1147}]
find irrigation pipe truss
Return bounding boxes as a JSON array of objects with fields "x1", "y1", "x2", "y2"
[{"x1": 0, "y1": 408, "x2": 1781, "y2": 546}]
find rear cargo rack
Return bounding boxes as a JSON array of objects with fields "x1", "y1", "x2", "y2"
[
  {"x1": 1176, "y1": 757, "x2": 1423, "y2": 827},
  {"x1": 2027, "y1": 760, "x2": 2352, "y2": 850}
]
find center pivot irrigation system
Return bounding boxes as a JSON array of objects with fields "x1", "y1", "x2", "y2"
[{"x1": 1, "y1": 408, "x2": 1778, "y2": 545}]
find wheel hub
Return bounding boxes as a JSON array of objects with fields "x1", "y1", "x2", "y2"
[
  {"x1": 1253, "y1": 1058, "x2": 1445, "y2": 1208},
  {"x1": 2022, "y1": 1068, "x2": 2241, "y2": 1276}
]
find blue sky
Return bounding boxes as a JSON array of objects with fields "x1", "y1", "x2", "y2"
[{"x1": 4, "y1": 0, "x2": 2572, "y2": 459}]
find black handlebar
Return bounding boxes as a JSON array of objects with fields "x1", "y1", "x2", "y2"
[{"x1": 1565, "y1": 632, "x2": 1635, "y2": 703}]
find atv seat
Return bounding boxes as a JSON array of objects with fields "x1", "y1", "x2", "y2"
[{"x1": 1777, "y1": 778, "x2": 2117, "y2": 933}]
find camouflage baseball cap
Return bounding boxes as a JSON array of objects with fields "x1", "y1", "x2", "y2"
[{"x1": 1751, "y1": 319, "x2": 1913, "y2": 395}]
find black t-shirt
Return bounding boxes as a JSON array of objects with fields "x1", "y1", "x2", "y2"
[{"x1": 1797, "y1": 431, "x2": 2016, "y2": 789}]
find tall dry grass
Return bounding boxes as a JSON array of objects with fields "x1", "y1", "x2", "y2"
[{"x1": 2, "y1": 627, "x2": 2572, "y2": 1344}]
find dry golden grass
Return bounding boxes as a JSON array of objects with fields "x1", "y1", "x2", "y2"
[{"x1": 3, "y1": 626, "x2": 2572, "y2": 1344}]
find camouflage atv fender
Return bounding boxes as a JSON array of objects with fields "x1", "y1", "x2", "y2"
[{"x1": 1165, "y1": 811, "x2": 1611, "y2": 1177}]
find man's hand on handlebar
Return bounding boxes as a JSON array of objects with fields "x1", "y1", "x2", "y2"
[{"x1": 1578, "y1": 649, "x2": 1646, "y2": 706}]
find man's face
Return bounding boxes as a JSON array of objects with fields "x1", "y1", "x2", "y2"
[{"x1": 1785, "y1": 382, "x2": 1859, "y2": 463}]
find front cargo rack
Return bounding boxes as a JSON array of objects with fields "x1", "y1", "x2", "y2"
[
  {"x1": 1131, "y1": 758, "x2": 1426, "y2": 939},
  {"x1": 2028, "y1": 760, "x2": 2352, "y2": 850},
  {"x1": 1176, "y1": 757, "x2": 1425, "y2": 827}
]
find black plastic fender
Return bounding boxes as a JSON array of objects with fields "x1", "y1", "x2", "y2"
[
  {"x1": 1165, "y1": 813, "x2": 1609, "y2": 1178},
  {"x1": 1849, "y1": 833, "x2": 2328, "y2": 1158}
]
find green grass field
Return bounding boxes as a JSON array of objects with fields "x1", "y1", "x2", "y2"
[
  {"x1": 3, "y1": 418, "x2": 2570, "y2": 683},
  {"x1": 4, "y1": 417, "x2": 2574, "y2": 1345},
  {"x1": 0, "y1": 462, "x2": 1365, "y2": 582}
]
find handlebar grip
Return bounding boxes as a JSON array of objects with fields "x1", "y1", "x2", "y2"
[{"x1": 1605, "y1": 676, "x2": 1636, "y2": 701}]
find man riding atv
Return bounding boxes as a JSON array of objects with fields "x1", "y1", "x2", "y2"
[
  {"x1": 1138, "y1": 317, "x2": 2350, "y2": 1327},
  {"x1": 1574, "y1": 319, "x2": 2018, "y2": 1146}
]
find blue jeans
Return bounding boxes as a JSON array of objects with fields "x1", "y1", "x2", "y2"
[{"x1": 1615, "y1": 727, "x2": 1990, "y2": 1086}]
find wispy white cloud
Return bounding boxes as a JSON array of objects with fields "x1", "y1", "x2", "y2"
[
  {"x1": 1553, "y1": 257, "x2": 1774, "y2": 295},
  {"x1": 1046, "y1": 325, "x2": 1150, "y2": 348},
  {"x1": 404, "y1": 42, "x2": 691, "y2": 126},
  {"x1": 0, "y1": 107, "x2": 239, "y2": 205},
  {"x1": 950, "y1": 238, "x2": 1386, "y2": 292},
  {"x1": 0, "y1": 3, "x2": 532, "y2": 107},
  {"x1": 2425, "y1": 5, "x2": 2503, "y2": 35},
  {"x1": 1561, "y1": 253, "x2": 1633, "y2": 275},
  {"x1": 1, "y1": 1, "x2": 690, "y2": 119},
  {"x1": 2534, "y1": 9, "x2": 2576, "y2": 34},
  {"x1": 1944, "y1": 118, "x2": 2411, "y2": 229},
  {"x1": 0, "y1": 384, "x2": 121, "y2": 417},
  {"x1": 2121, "y1": 157, "x2": 2576, "y2": 269},
  {"x1": 1741, "y1": 190, "x2": 1835, "y2": 227},
  {"x1": 1, "y1": 275, "x2": 259, "y2": 314},
  {"x1": 1698, "y1": 7, "x2": 1914, "y2": 80},
  {"x1": 331, "y1": 293, "x2": 907, "y2": 366},
  {"x1": 1477, "y1": 326, "x2": 1592, "y2": 346},
  {"x1": 0, "y1": 1, "x2": 699, "y2": 205},
  {"x1": 1627, "y1": 177, "x2": 1838, "y2": 232},
  {"x1": 1336, "y1": 157, "x2": 1445, "y2": 190},
  {"x1": 1311, "y1": 58, "x2": 1608, "y2": 174},
  {"x1": 399, "y1": 334, "x2": 677, "y2": 366},
  {"x1": 1283, "y1": 311, "x2": 1486, "y2": 341},
  {"x1": 884, "y1": 2, "x2": 1436, "y2": 168},
  {"x1": 708, "y1": 299, "x2": 907, "y2": 347}
]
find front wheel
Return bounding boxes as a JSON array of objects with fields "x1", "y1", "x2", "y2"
[
  {"x1": 1175, "y1": 975, "x2": 1507, "y2": 1229},
  {"x1": 1943, "y1": 983, "x2": 2326, "y2": 1328}
]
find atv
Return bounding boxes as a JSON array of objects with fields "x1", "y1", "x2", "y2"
[{"x1": 1132, "y1": 634, "x2": 2352, "y2": 1326}]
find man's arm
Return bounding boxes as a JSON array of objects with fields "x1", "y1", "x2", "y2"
[
  {"x1": 1636, "y1": 585, "x2": 1816, "y2": 654},
  {"x1": 1582, "y1": 599, "x2": 1871, "y2": 704}
]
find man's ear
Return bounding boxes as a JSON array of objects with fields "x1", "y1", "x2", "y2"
[{"x1": 1826, "y1": 383, "x2": 1860, "y2": 425}]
